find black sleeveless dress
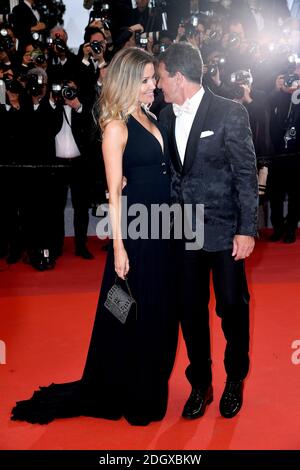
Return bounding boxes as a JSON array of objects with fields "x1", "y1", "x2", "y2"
[{"x1": 11, "y1": 114, "x2": 178, "y2": 426}]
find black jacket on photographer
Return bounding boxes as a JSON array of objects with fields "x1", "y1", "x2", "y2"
[
  {"x1": 244, "y1": 89, "x2": 272, "y2": 167},
  {"x1": 77, "y1": 27, "x2": 107, "y2": 106},
  {"x1": 12, "y1": 1, "x2": 40, "y2": 51},
  {"x1": 267, "y1": 83, "x2": 300, "y2": 239},
  {"x1": 269, "y1": 88, "x2": 300, "y2": 155},
  {"x1": 0, "y1": 86, "x2": 31, "y2": 260},
  {"x1": 129, "y1": 5, "x2": 163, "y2": 33},
  {"x1": 47, "y1": 48, "x2": 80, "y2": 86},
  {"x1": 49, "y1": 88, "x2": 95, "y2": 257}
]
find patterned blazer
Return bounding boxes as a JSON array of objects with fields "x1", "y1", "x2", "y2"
[{"x1": 159, "y1": 87, "x2": 258, "y2": 251}]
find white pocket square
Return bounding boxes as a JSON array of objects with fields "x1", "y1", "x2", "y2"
[{"x1": 200, "y1": 130, "x2": 214, "y2": 138}]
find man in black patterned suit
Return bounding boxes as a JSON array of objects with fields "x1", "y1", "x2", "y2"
[{"x1": 158, "y1": 42, "x2": 258, "y2": 419}]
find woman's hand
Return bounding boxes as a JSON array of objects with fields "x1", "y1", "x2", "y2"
[{"x1": 114, "y1": 246, "x2": 129, "y2": 279}]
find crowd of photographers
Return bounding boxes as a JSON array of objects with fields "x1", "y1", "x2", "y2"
[{"x1": 0, "y1": 0, "x2": 300, "y2": 271}]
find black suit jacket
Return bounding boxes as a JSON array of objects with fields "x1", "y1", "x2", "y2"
[
  {"x1": 159, "y1": 88, "x2": 258, "y2": 251},
  {"x1": 12, "y1": 2, "x2": 38, "y2": 44}
]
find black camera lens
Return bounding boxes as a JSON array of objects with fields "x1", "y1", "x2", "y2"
[
  {"x1": 62, "y1": 85, "x2": 77, "y2": 100},
  {"x1": 228, "y1": 33, "x2": 241, "y2": 48},
  {"x1": 4, "y1": 77, "x2": 23, "y2": 94},
  {"x1": 31, "y1": 50, "x2": 46, "y2": 65},
  {"x1": 27, "y1": 74, "x2": 44, "y2": 96},
  {"x1": 0, "y1": 29, "x2": 14, "y2": 52},
  {"x1": 35, "y1": 54, "x2": 46, "y2": 65},
  {"x1": 208, "y1": 64, "x2": 218, "y2": 77},
  {"x1": 159, "y1": 43, "x2": 168, "y2": 53},
  {"x1": 90, "y1": 40, "x2": 103, "y2": 54},
  {"x1": 53, "y1": 36, "x2": 66, "y2": 52},
  {"x1": 284, "y1": 74, "x2": 300, "y2": 88}
]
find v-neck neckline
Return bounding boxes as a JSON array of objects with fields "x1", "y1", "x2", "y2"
[{"x1": 131, "y1": 114, "x2": 164, "y2": 155}]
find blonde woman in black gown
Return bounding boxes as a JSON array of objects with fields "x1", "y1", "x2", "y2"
[{"x1": 11, "y1": 48, "x2": 178, "y2": 426}]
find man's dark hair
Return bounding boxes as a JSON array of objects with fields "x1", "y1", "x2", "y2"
[
  {"x1": 159, "y1": 42, "x2": 203, "y2": 85},
  {"x1": 84, "y1": 27, "x2": 105, "y2": 43}
]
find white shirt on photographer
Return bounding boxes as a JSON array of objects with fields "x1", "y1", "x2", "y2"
[{"x1": 49, "y1": 101, "x2": 82, "y2": 159}]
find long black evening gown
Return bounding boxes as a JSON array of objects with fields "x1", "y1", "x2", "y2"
[{"x1": 11, "y1": 113, "x2": 178, "y2": 426}]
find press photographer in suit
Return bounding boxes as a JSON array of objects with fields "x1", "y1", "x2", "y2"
[
  {"x1": 12, "y1": 0, "x2": 46, "y2": 52},
  {"x1": 158, "y1": 42, "x2": 258, "y2": 419},
  {"x1": 49, "y1": 78, "x2": 94, "y2": 260}
]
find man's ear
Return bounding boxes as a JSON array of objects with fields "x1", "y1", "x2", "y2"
[{"x1": 175, "y1": 71, "x2": 185, "y2": 87}]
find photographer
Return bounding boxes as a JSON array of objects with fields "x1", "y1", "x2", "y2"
[
  {"x1": 12, "y1": 0, "x2": 46, "y2": 52},
  {"x1": 129, "y1": 0, "x2": 164, "y2": 33},
  {"x1": 0, "y1": 24, "x2": 18, "y2": 72},
  {"x1": 21, "y1": 67, "x2": 59, "y2": 269},
  {"x1": 77, "y1": 26, "x2": 107, "y2": 104},
  {"x1": 228, "y1": 69, "x2": 270, "y2": 158},
  {"x1": 47, "y1": 27, "x2": 79, "y2": 84},
  {"x1": 49, "y1": 78, "x2": 94, "y2": 260},
  {"x1": 267, "y1": 66, "x2": 300, "y2": 243},
  {"x1": 0, "y1": 68, "x2": 29, "y2": 264}
]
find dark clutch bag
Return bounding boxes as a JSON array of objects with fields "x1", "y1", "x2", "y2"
[{"x1": 104, "y1": 276, "x2": 136, "y2": 324}]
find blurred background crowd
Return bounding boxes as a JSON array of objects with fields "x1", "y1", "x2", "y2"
[{"x1": 0, "y1": 0, "x2": 300, "y2": 271}]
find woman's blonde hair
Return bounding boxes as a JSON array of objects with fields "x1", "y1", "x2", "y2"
[{"x1": 99, "y1": 47, "x2": 154, "y2": 131}]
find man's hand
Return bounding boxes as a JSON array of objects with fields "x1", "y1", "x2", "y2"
[
  {"x1": 232, "y1": 235, "x2": 255, "y2": 261},
  {"x1": 82, "y1": 42, "x2": 92, "y2": 60},
  {"x1": 89, "y1": 19, "x2": 104, "y2": 29},
  {"x1": 31, "y1": 22, "x2": 46, "y2": 32},
  {"x1": 65, "y1": 97, "x2": 81, "y2": 110},
  {"x1": 128, "y1": 23, "x2": 144, "y2": 33}
]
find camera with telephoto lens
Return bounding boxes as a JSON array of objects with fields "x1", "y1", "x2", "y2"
[
  {"x1": 26, "y1": 73, "x2": 44, "y2": 97},
  {"x1": 284, "y1": 125, "x2": 297, "y2": 149},
  {"x1": 135, "y1": 33, "x2": 148, "y2": 50},
  {"x1": 47, "y1": 34, "x2": 67, "y2": 53},
  {"x1": 0, "y1": 28, "x2": 14, "y2": 52},
  {"x1": 52, "y1": 82, "x2": 77, "y2": 101},
  {"x1": 284, "y1": 73, "x2": 300, "y2": 88},
  {"x1": 159, "y1": 42, "x2": 169, "y2": 53},
  {"x1": 2, "y1": 76, "x2": 23, "y2": 94},
  {"x1": 227, "y1": 69, "x2": 253, "y2": 100},
  {"x1": 207, "y1": 57, "x2": 226, "y2": 77},
  {"x1": 89, "y1": 40, "x2": 104, "y2": 54},
  {"x1": 31, "y1": 31, "x2": 43, "y2": 48},
  {"x1": 30, "y1": 49, "x2": 47, "y2": 65},
  {"x1": 227, "y1": 70, "x2": 253, "y2": 100},
  {"x1": 203, "y1": 28, "x2": 223, "y2": 46},
  {"x1": 227, "y1": 32, "x2": 241, "y2": 49},
  {"x1": 283, "y1": 56, "x2": 300, "y2": 88},
  {"x1": 230, "y1": 69, "x2": 253, "y2": 87},
  {"x1": 283, "y1": 53, "x2": 300, "y2": 88},
  {"x1": 183, "y1": 15, "x2": 199, "y2": 38}
]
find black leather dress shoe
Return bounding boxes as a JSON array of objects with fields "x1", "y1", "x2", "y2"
[
  {"x1": 219, "y1": 380, "x2": 244, "y2": 418},
  {"x1": 28, "y1": 249, "x2": 56, "y2": 271},
  {"x1": 75, "y1": 247, "x2": 94, "y2": 260},
  {"x1": 182, "y1": 385, "x2": 213, "y2": 419}
]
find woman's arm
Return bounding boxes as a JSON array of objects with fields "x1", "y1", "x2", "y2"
[{"x1": 102, "y1": 120, "x2": 129, "y2": 279}]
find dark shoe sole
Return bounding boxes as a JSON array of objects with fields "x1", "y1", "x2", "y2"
[{"x1": 219, "y1": 401, "x2": 242, "y2": 419}]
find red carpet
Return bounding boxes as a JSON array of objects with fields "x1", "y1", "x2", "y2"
[{"x1": 1, "y1": 232, "x2": 300, "y2": 450}]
